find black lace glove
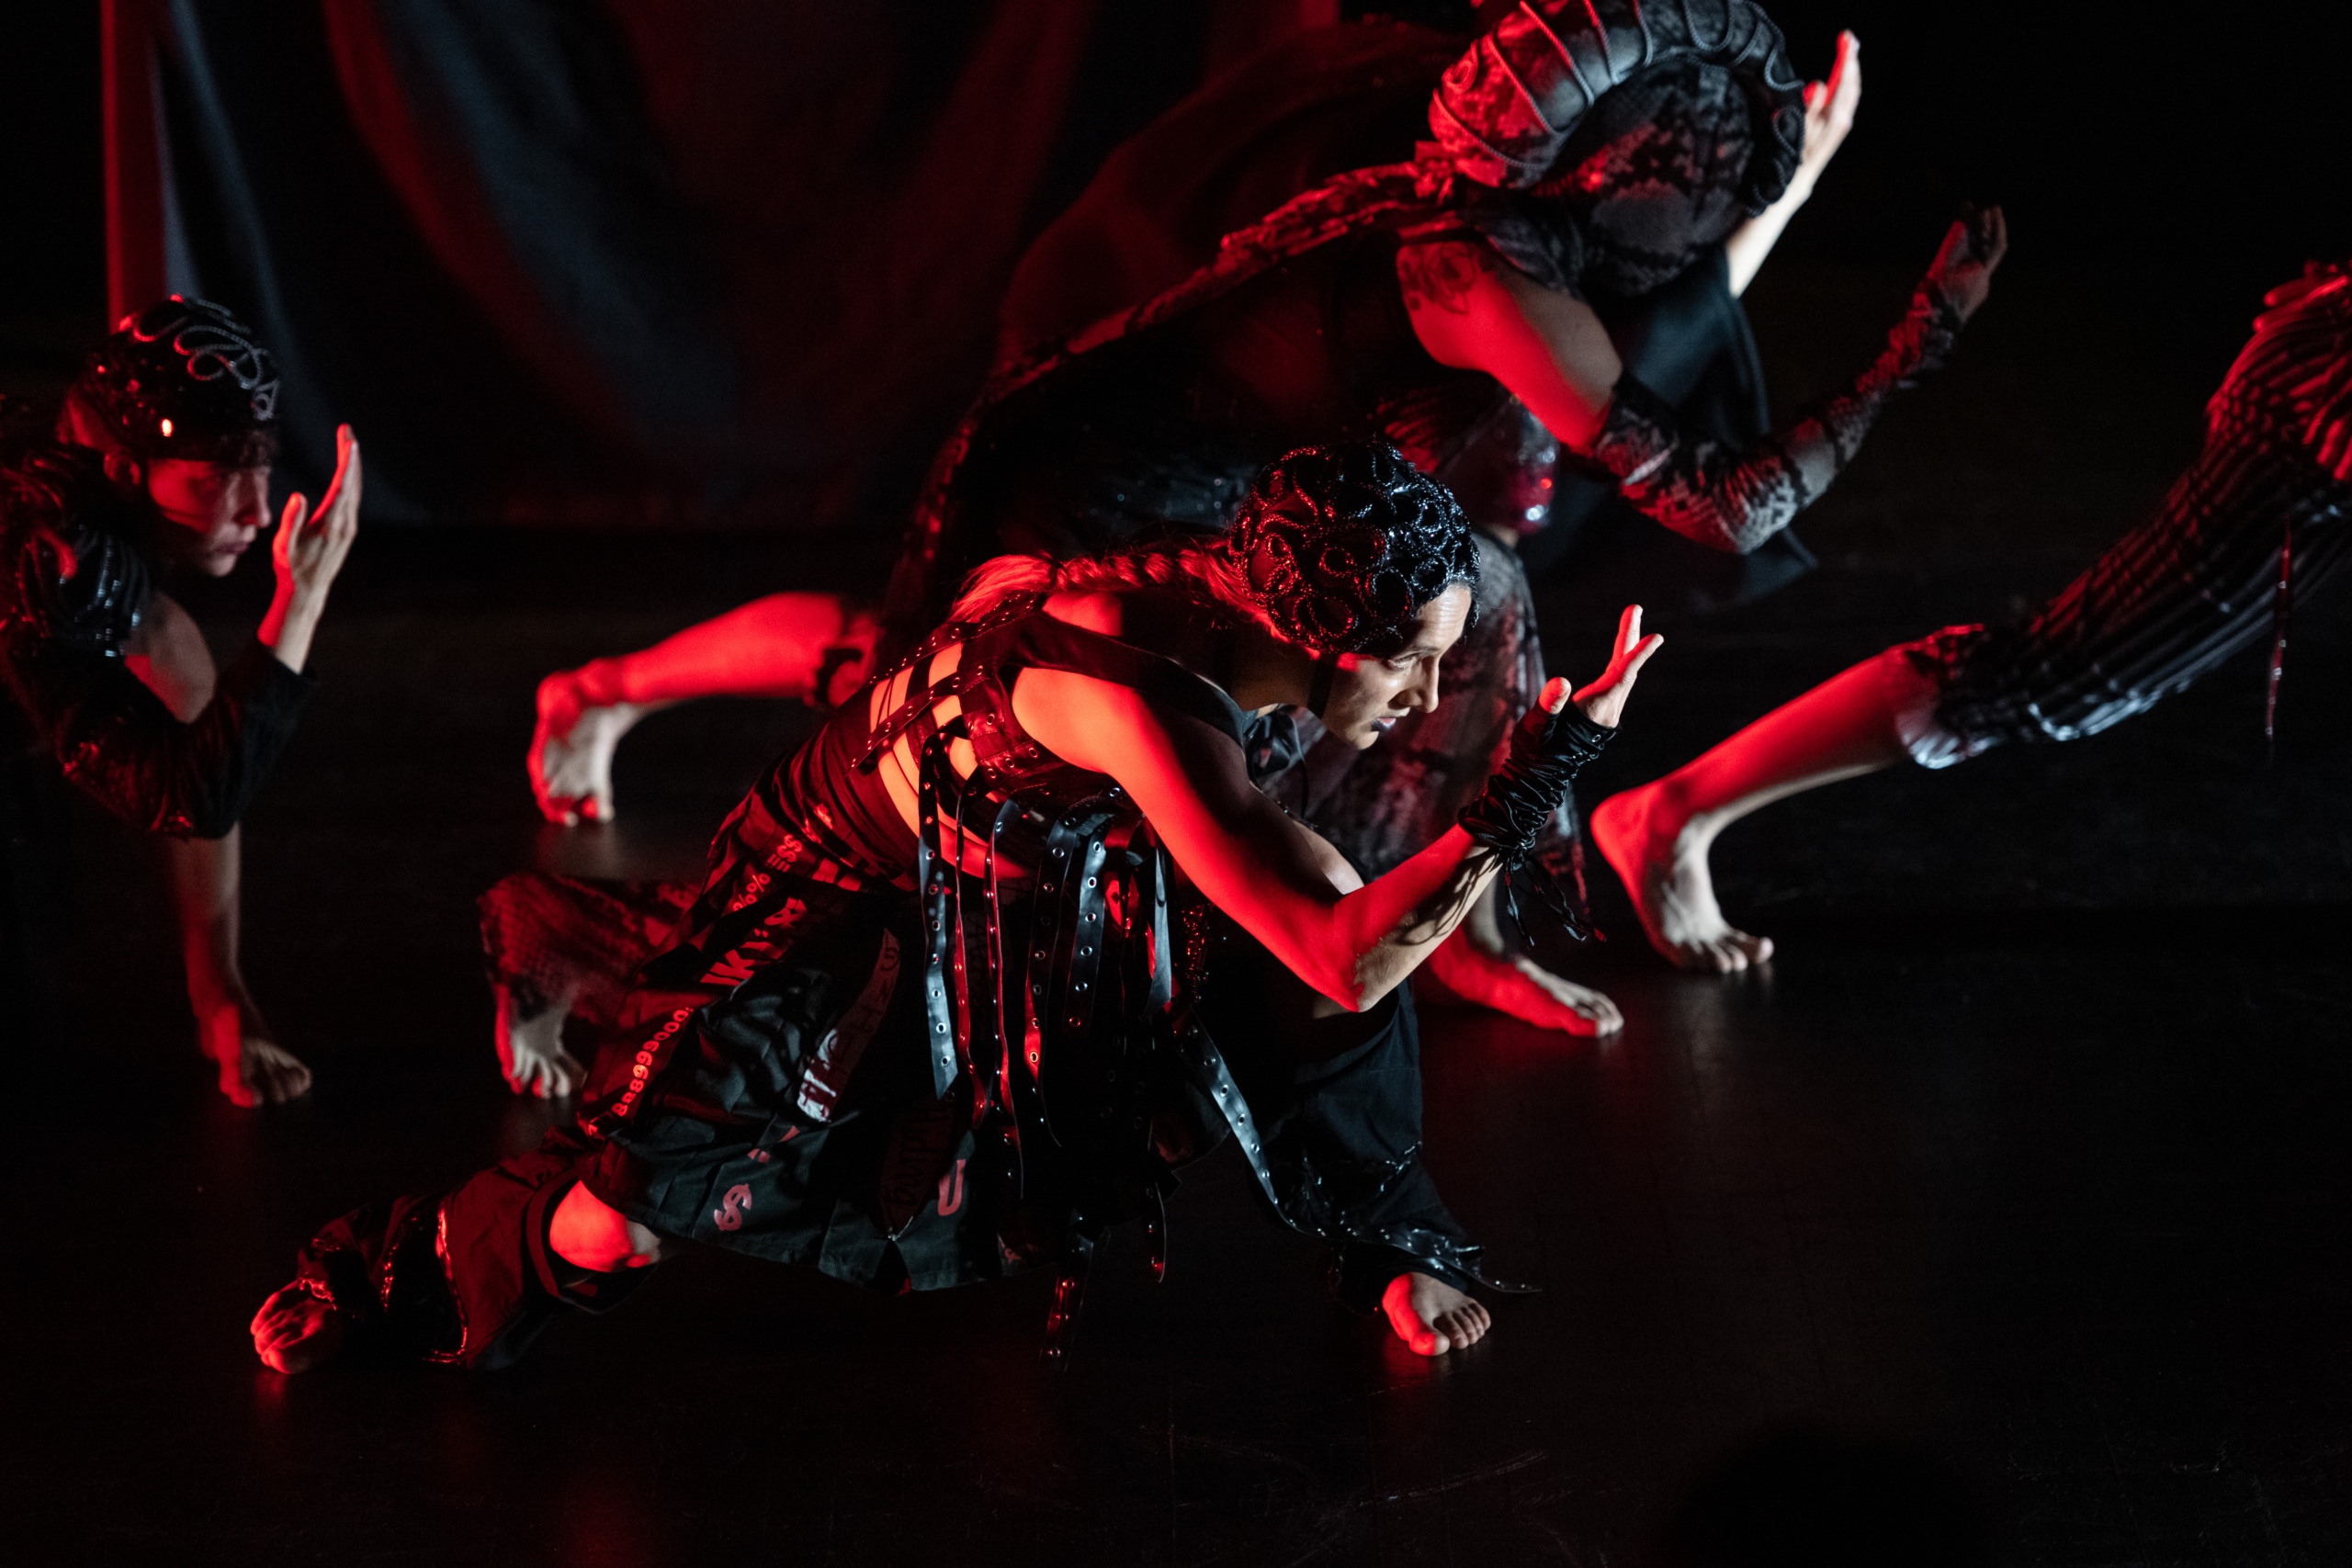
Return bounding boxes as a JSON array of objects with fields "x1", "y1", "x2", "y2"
[
  {"x1": 1579, "y1": 215, "x2": 1990, "y2": 555},
  {"x1": 1457, "y1": 699, "x2": 1614, "y2": 942}
]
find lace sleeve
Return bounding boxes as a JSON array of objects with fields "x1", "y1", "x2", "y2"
[{"x1": 1578, "y1": 283, "x2": 1966, "y2": 554}]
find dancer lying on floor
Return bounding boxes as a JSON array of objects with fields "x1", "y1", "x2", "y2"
[
  {"x1": 527, "y1": 4, "x2": 1981, "y2": 1045},
  {"x1": 0, "y1": 299, "x2": 360, "y2": 1103},
  {"x1": 1591, "y1": 258, "x2": 2352, "y2": 970},
  {"x1": 254, "y1": 444, "x2": 1660, "y2": 1371}
]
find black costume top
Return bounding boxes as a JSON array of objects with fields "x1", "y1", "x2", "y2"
[
  {"x1": 291, "y1": 593, "x2": 1530, "y2": 1369},
  {"x1": 886, "y1": 19, "x2": 1808, "y2": 648},
  {"x1": 0, "y1": 443, "x2": 313, "y2": 839},
  {"x1": 577, "y1": 593, "x2": 1509, "y2": 1303}
]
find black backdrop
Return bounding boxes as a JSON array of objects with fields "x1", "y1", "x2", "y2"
[{"x1": 3, "y1": 2, "x2": 2349, "y2": 536}]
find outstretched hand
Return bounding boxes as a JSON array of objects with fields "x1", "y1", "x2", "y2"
[
  {"x1": 1567, "y1": 604, "x2": 1664, "y2": 728},
  {"x1": 1926, "y1": 206, "x2": 2007, "y2": 321},
  {"x1": 1795, "y1": 31, "x2": 1861, "y2": 189}
]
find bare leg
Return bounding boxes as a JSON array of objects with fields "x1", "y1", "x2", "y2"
[
  {"x1": 1382, "y1": 1272, "x2": 1493, "y2": 1355},
  {"x1": 493, "y1": 979, "x2": 585, "y2": 1100},
  {"x1": 530, "y1": 592, "x2": 874, "y2": 823},
  {"x1": 1419, "y1": 884, "x2": 1622, "y2": 1036},
  {"x1": 159, "y1": 826, "x2": 312, "y2": 1106},
  {"x1": 1589, "y1": 649, "x2": 1914, "y2": 972}
]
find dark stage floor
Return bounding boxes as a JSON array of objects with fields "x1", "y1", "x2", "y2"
[{"x1": 9, "y1": 266, "x2": 2352, "y2": 1566}]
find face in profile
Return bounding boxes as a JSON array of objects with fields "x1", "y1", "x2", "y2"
[
  {"x1": 1319, "y1": 583, "x2": 1474, "y2": 749},
  {"x1": 144, "y1": 459, "x2": 273, "y2": 577}
]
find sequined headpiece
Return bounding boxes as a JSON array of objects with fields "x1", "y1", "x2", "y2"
[
  {"x1": 1219, "y1": 444, "x2": 1478, "y2": 659},
  {"x1": 72, "y1": 297, "x2": 280, "y2": 466}
]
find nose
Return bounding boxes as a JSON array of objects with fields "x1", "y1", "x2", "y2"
[
  {"x1": 236, "y1": 491, "x2": 271, "y2": 533},
  {"x1": 1402, "y1": 662, "x2": 1441, "y2": 714}
]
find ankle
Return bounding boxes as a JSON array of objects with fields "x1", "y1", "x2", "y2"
[{"x1": 570, "y1": 658, "x2": 633, "y2": 708}]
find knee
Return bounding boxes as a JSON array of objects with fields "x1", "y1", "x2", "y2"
[{"x1": 549, "y1": 1180, "x2": 662, "y2": 1271}]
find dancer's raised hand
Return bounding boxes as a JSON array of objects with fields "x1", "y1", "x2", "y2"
[
  {"x1": 1795, "y1": 31, "x2": 1862, "y2": 190},
  {"x1": 260, "y1": 423, "x2": 360, "y2": 673},
  {"x1": 1569, "y1": 604, "x2": 1665, "y2": 728},
  {"x1": 1925, "y1": 205, "x2": 2007, "y2": 321},
  {"x1": 275, "y1": 423, "x2": 361, "y2": 603}
]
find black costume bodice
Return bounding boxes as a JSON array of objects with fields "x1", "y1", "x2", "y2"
[
  {"x1": 645, "y1": 594, "x2": 1503, "y2": 1297},
  {"x1": 0, "y1": 440, "x2": 312, "y2": 837},
  {"x1": 959, "y1": 235, "x2": 1508, "y2": 568},
  {"x1": 763, "y1": 593, "x2": 1255, "y2": 890}
]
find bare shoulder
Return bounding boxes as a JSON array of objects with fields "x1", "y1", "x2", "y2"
[
  {"x1": 123, "y1": 591, "x2": 217, "y2": 719},
  {"x1": 1011, "y1": 664, "x2": 1245, "y2": 794},
  {"x1": 1395, "y1": 236, "x2": 1507, "y2": 317},
  {"x1": 1395, "y1": 234, "x2": 1619, "y2": 441}
]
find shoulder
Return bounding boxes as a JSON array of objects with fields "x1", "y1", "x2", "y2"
[{"x1": 1394, "y1": 233, "x2": 1508, "y2": 317}]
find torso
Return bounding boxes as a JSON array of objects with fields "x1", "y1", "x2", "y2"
[{"x1": 767, "y1": 596, "x2": 1255, "y2": 890}]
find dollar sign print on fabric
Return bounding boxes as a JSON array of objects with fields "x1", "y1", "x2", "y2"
[{"x1": 713, "y1": 1184, "x2": 754, "y2": 1232}]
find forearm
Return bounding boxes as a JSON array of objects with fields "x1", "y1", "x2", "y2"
[
  {"x1": 157, "y1": 825, "x2": 247, "y2": 1003},
  {"x1": 258, "y1": 585, "x2": 324, "y2": 674},
  {"x1": 1333, "y1": 827, "x2": 1506, "y2": 1009},
  {"x1": 1581, "y1": 282, "x2": 1963, "y2": 554},
  {"x1": 1723, "y1": 172, "x2": 1815, "y2": 297}
]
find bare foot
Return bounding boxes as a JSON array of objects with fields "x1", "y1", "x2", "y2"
[
  {"x1": 197, "y1": 997, "x2": 312, "y2": 1107},
  {"x1": 1421, "y1": 927, "x2": 1622, "y2": 1035},
  {"x1": 1589, "y1": 787, "x2": 1773, "y2": 974},
  {"x1": 495, "y1": 983, "x2": 585, "y2": 1099},
  {"x1": 1382, "y1": 1272, "x2": 1491, "y2": 1356},
  {"x1": 529, "y1": 668, "x2": 656, "y2": 825},
  {"x1": 251, "y1": 1284, "x2": 345, "y2": 1372}
]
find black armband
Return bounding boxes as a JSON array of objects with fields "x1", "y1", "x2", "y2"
[{"x1": 1457, "y1": 702, "x2": 1613, "y2": 863}]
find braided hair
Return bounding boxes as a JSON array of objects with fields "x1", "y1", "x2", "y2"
[{"x1": 951, "y1": 443, "x2": 1478, "y2": 657}]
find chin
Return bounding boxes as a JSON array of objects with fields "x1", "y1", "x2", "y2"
[{"x1": 198, "y1": 550, "x2": 244, "y2": 578}]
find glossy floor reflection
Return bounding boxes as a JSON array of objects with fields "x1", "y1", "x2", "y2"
[{"x1": 15, "y1": 894, "x2": 2350, "y2": 1563}]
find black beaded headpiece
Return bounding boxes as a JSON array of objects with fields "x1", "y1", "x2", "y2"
[
  {"x1": 72, "y1": 297, "x2": 279, "y2": 466},
  {"x1": 1219, "y1": 444, "x2": 1478, "y2": 660}
]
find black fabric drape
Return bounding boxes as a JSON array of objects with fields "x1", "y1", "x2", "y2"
[{"x1": 144, "y1": 2, "x2": 1225, "y2": 531}]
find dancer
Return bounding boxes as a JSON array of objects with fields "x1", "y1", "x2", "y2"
[
  {"x1": 525, "y1": 4, "x2": 1973, "y2": 1049},
  {"x1": 0, "y1": 298, "x2": 361, "y2": 1102},
  {"x1": 1591, "y1": 260, "x2": 2352, "y2": 971},
  {"x1": 253, "y1": 445, "x2": 1661, "y2": 1371}
]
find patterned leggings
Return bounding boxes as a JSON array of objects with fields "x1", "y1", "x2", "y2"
[{"x1": 1892, "y1": 426, "x2": 2352, "y2": 767}]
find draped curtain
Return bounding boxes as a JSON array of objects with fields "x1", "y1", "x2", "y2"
[{"x1": 103, "y1": 0, "x2": 1366, "y2": 529}]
